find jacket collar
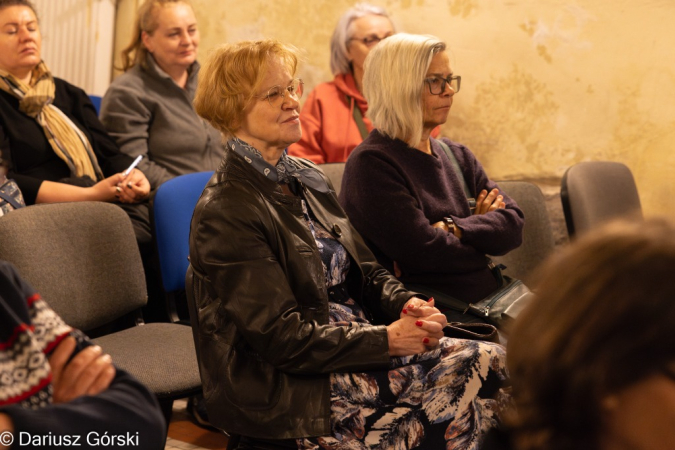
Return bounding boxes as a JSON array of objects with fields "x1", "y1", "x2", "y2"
[
  {"x1": 144, "y1": 54, "x2": 200, "y2": 96},
  {"x1": 219, "y1": 149, "x2": 301, "y2": 206}
]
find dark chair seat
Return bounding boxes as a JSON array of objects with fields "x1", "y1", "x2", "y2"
[
  {"x1": 94, "y1": 322, "x2": 200, "y2": 398},
  {"x1": 490, "y1": 180, "x2": 556, "y2": 282}
]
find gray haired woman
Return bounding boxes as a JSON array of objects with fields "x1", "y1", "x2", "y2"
[
  {"x1": 287, "y1": 3, "x2": 395, "y2": 164},
  {"x1": 100, "y1": 0, "x2": 224, "y2": 190}
]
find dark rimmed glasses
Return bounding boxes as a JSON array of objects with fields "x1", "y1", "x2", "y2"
[
  {"x1": 424, "y1": 75, "x2": 461, "y2": 95},
  {"x1": 347, "y1": 33, "x2": 393, "y2": 48},
  {"x1": 256, "y1": 78, "x2": 304, "y2": 107}
]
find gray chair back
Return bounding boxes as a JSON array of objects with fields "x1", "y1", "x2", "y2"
[
  {"x1": 0, "y1": 202, "x2": 146, "y2": 330},
  {"x1": 490, "y1": 181, "x2": 555, "y2": 282},
  {"x1": 0, "y1": 202, "x2": 201, "y2": 406},
  {"x1": 561, "y1": 161, "x2": 642, "y2": 237},
  {"x1": 318, "y1": 162, "x2": 346, "y2": 196}
]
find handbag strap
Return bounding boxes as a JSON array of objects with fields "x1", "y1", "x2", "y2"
[
  {"x1": 445, "y1": 322, "x2": 499, "y2": 343},
  {"x1": 436, "y1": 139, "x2": 476, "y2": 212},
  {"x1": 346, "y1": 95, "x2": 369, "y2": 140},
  {"x1": 436, "y1": 139, "x2": 506, "y2": 286},
  {"x1": 436, "y1": 139, "x2": 472, "y2": 199}
]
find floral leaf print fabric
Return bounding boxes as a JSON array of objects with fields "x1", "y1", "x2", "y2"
[{"x1": 298, "y1": 200, "x2": 509, "y2": 450}]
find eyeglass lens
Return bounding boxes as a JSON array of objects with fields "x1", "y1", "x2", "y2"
[
  {"x1": 427, "y1": 76, "x2": 460, "y2": 95},
  {"x1": 266, "y1": 79, "x2": 303, "y2": 106}
]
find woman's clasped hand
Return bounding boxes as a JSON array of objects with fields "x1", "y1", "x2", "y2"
[{"x1": 387, "y1": 297, "x2": 447, "y2": 356}]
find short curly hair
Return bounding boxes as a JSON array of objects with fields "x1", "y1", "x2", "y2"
[{"x1": 194, "y1": 40, "x2": 299, "y2": 140}]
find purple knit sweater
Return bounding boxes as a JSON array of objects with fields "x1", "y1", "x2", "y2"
[{"x1": 339, "y1": 130, "x2": 524, "y2": 302}]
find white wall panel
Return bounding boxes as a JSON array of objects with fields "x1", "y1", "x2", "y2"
[{"x1": 34, "y1": 0, "x2": 116, "y2": 96}]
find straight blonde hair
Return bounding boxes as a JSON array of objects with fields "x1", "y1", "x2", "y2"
[
  {"x1": 120, "y1": 0, "x2": 192, "y2": 71},
  {"x1": 363, "y1": 33, "x2": 445, "y2": 147},
  {"x1": 194, "y1": 40, "x2": 299, "y2": 140}
]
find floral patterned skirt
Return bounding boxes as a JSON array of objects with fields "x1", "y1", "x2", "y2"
[{"x1": 297, "y1": 300, "x2": 509, "y2": 450}]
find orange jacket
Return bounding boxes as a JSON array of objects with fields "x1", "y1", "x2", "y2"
[
  {"x1": 289, "y1": 73, "x2": 370, "y2": 164},
  {"x1": 289, "y1": 72, "x2": 441, "y2": 164}
]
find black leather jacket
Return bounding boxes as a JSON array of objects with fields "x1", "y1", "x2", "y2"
[{"x1": 188, "y1": 150, "x2": 415, "y2": 439}]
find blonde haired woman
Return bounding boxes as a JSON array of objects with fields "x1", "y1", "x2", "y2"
[
  {"x1": 340, "y1": 34, "x2": 524, "y2": 320},
  {"x1": 101, "y1": 0, "x2": 223, "y2": 189}
]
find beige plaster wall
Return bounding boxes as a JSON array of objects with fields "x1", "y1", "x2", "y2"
[{"x1": 116, "y1": 0, "x2": 675, "y2": 216}]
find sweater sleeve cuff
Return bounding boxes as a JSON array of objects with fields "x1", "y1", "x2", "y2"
[{"x1": 7, "y1": 173, "x2": 42, "y2": 205}]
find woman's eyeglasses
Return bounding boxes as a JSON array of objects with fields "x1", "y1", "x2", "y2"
[
  {"x1": 347, "y1": 33, "x2": 392, "y2": 48},
  {"x1": 424, "y1": 75, "x2": 461, "y2": 95},
  {"x1": 257, "y1": 78, "x2": 304, "y2": 107}
]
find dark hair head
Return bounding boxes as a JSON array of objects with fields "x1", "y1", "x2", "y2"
[{"x1": 507, "y1": 217, "x2": 675, "y2": 450}]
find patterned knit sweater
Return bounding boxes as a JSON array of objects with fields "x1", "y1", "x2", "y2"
[{"x1": 0, "y1": 261, "x2": 166, "y2": 449}]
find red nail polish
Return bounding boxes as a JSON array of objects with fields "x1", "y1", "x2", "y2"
[
  {"x1": 423, "y1": 338, "x2": 429, "y2": 344},
  {"x1": 415, "y1": 320, "x2": 423, "y2": 327},
  {"x1": 402, "y1": 309, "x2": 408, "y2": 314},
  {"x1": 428, "y1": 297, "x2": 434, "y2": 303}
]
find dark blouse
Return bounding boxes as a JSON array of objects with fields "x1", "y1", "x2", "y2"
[
  {"x1": 340, "y1": 131, "x2": 525, "y2": 302},
  {"x1": 0, "y1": 78, "x2": 132, "y2": 204}
]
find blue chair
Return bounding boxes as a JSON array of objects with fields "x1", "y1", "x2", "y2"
[
  {"x1": 152, "y1": 171, "x2": 214, "y2": 322},
  {"x1": 89, "y1": 95, "x2": 102, "y2": 115}
]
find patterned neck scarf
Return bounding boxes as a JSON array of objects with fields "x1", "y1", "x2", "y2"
[
  {"x1": 228, "y1": 138, "x2": 330, "y2": 193},
  {"x1": 0, "y1": 61, "x2": 103, "y2": 180}
]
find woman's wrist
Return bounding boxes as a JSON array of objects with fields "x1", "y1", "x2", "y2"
[
  {"x1": 443, "y1": 217, "x2": 462, "y2": 238},
  {"x1": 431, "y1": 218, "x2": 462, "y2": 238}
]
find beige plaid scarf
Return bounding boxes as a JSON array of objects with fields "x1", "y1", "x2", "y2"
[{"x1": 0, "y1": 62, "x2": 103, "y2": 180}]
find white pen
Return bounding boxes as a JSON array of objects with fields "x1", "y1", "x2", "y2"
[{"x1": 122, "y1": 155, "x2": 143, "y2": 177}]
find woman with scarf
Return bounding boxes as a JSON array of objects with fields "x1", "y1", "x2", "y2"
[
  {"x1": 189, "y1": 39, "x2": 509, "y2": 449},
  {"x1": 0, "y1": 0, "x2": 151, "y2": 239}
]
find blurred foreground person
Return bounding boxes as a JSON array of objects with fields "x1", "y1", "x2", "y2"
[{"x1": 487, "y1": 217, "x2": 675, "y2": 450}]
